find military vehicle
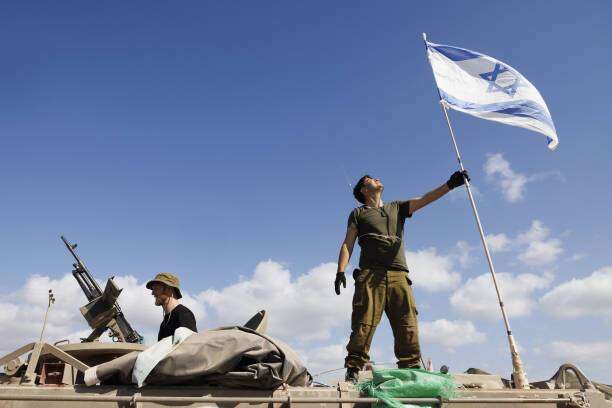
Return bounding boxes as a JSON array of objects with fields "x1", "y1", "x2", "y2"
[{"x1": 0, "y1": 237, "x2": 610, "y2": 407}]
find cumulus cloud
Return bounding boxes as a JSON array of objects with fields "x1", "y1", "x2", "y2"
[
  {"x1": 540, "y1": 267, "x2": 612, "y2": 319},
  {"x1": 0, "y1": 260, "x2": 353, "y2": 373},
  {"x1": 299, "y1": 341, "x2": 347, "y2": 379},
  {"x1": 199, "y1": 261, "x2": 352, "y2": 343},
  {"x1": 450, "y1": 272, "x2": 552, "y2": 321},
  {"x1": 406, "y1": 248, "x2": 461, "y2": 292},
  {"x1": 518, "y1": 240, "x2": 563, "y2": 265},
  {"x1": 421, "y1": 319, "x2": 486, "y2": 350},
  {"x1": 453, "y1": 241, "x2": 477, "y2": 268},
  {"x1": 112, "y1": 275, "x2": 205, "y2": 333},
  {"x1": 301, "y1": 341, "x2": 389, "y2": 384},
  {"x1": 0, "y1": 274, "x2": 87, "y2": 352},
  {"x1": 0, "y1": 273, "x2": 205, "y2": 353},
  {"x1": 484, "y1": 153, "x2": 562, "y2": 203},
  {"x1": 486, "y1": 233, "x2": 511, "y2": 253},
  {"x1": 516, "y1": 220, "x2": 563, "y2": 265},
  {"x1": 548, "y1": 341, "x2": 612, "y2": 365},
  {"x1": 532, "y1": 340, "x2": 612, "y2": 382},
  {"x1": 484, "y1": 153, "x2": 528, "y2": 202},
  {"x1": 516, "y1": 219, "x2": 550, "y2": 244},
  {"x1": 484, "y1": 220, "x2": 563, "y2": 266}
]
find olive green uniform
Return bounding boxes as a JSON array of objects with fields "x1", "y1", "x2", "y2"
[{"x1": 345, "y1": 201, "x2": 421, "y2": 369}]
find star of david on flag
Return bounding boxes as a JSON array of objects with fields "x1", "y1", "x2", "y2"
[{"x1": 426, "y1": 40, "x2": 558, "y2": 150}]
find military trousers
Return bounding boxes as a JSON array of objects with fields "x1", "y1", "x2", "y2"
[{"x1": 345, "y1": 268, "x2": 421, "y2": 369}]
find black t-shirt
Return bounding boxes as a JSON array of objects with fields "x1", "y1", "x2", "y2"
[{"x1": 158, "y1": 304, "x2": 198, "y2": 341}]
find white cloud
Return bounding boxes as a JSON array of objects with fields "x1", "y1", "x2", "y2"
[
  {"x1": 0, "y1": 261, "x2": 352, "y2": 369},
  {"x1": 406, "y1": 248, "x2": 461, "y2": 292},
  {"x1": 421, "y1": 319, "x2": 486, "y2": 350},
  {"x1": 299, "y1": 341, "x2": 347, "y2": 379},
  {"x1": 518, "y1": 239, "x2": 563, "y2": 265},
  {"x1": 300, "y1": 341, "x2": 395, "y2": 384},
  {"x1": 483, "y1": 153, "x2": 562, "y2": 203},
  {"x1": 486, "y1": 233, "x2": 511, "y2": 253},
  {"x1": 532, "y1": 340, "x2": 612, "y2": 382},
  {"x1": 450, "y1": 272, "x2": 552, "y2": 321},
  {"x1": 0, "y1": 274, "x2": 87, "y2": 352},
  {"x1": 453, "y1": 241, "x2": 477, "y2": 267},
  {"x1": 548, "y1": 340, "x2": 612, "y2": 365},
  {"x1": 111, "y1": 275, "x2": 205, "y2": 341},
  {"x1": 516, "y1": 219, "x2": 550, "y2": 244},
  {"x1": 516, "y1": 220, "x2": 563, "y2": 265},
  {"x1": 485, "y1": 220, "x2": 563, "y2": 266},
  {"x1": 540, "y1": 267, "x2": 612, "y2": 319},
  {"x1": 484, "y1": 153, "x2": 528, "y2": 202},
  {"x1": 528, "y1": 170, "x2": 565, "y2": 184},
  {"x1": 0, "y1": 273, "x2": 206, "y2": 354},
  {"x1": 199, "y1": 261, "x2": 352, "y2": 343}
]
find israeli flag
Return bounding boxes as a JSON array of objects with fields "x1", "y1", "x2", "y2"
[{"x1": 426, "y1": 40, "x2": 558, "y2": 150}]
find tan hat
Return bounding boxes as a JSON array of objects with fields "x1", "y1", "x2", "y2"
[{"x1": 146, "y1": 272, "x2": 182, "y2": 299}]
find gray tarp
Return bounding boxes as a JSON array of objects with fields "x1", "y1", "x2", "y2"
[{"x1": 89, "y1": 327, "x2": 312, "y2": 389}]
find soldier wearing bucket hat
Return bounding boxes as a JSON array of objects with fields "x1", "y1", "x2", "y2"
[{"x1": 146, "y1": 272, "x2": 197, "y2": 341}]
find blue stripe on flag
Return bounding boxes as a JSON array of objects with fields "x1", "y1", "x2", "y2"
[
  {"x1": 439, "y1": 90, "x2": 555, "y2": 130},
  {"x1": 429, "y1": 44, "x2": 481, "y2": 61}
]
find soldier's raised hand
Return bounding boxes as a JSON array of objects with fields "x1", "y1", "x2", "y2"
[{"x1": 446, "y1": 170, "x2": 470, "y2": 190}]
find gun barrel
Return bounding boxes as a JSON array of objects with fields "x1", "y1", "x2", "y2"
[
  {"x1": 73, "y1": 271, "x2": 96, "y2": 300},
  {"x1": 61, "y1": 235, "x2": 142, "y2": 343},
  {"x1": 61, "y1": 235, "x2": 103, "y2": 294}
]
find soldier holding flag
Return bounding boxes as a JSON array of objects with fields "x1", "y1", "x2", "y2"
[{"x1": 335, "y1": 171, "x2": 468, "y2": 382}]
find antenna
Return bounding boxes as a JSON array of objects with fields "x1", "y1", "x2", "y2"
[
  {"x1": 341, "y1": 164, "x2": 359, "y2": 205},
  {"x1": 38, "y1": 289, "x2": 56, "y2": 343}
]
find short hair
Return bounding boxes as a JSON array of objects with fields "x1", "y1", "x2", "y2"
[{"x1": 353, "y1": 175, "x2": 371, "y2": 204}]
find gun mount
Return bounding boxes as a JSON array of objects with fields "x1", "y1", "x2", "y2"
[{"x1": 61, "y1": 235, "x2": 143, "y2": 343}]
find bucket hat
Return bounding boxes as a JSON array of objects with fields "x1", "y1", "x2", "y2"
[{"x1": 146, "y1": 272, "x2": 182, "y2": 299}]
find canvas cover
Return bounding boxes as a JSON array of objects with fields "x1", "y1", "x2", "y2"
[{"x1": 85, "y1": 326, "x2": 311, "y2": 389}]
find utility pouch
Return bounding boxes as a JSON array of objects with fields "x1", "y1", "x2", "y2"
[{"x1": 358, "y1": 233, "x2": 402, "y2": 265}]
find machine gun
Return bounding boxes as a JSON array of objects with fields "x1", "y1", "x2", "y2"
[{"x1": 61, "y1": 235, "x2": 143, "y2": 343}]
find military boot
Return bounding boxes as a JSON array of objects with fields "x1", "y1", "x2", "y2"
[{"x1": 345, "y1": 367, "x2": 360, "y2": 383}]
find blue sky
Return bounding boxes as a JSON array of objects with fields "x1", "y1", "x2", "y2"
[{"x1": 1, "y1": 1, "x2": 611, "y2": 383}]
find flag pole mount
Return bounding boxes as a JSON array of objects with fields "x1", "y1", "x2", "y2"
[{"x1": 422, "y1": 33, "x2": 530, "y2": 389}]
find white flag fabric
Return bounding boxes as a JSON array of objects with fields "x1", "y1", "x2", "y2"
[{"x1": 426, "y1": 40, "x2": 558, "y2": 150}]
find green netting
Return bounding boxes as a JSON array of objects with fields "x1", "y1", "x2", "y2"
[{"x1": 358, "y1": 368, "x2": 455, "y2": 408}]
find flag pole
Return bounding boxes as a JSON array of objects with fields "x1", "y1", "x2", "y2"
[{"x1": 421, "y1": 33, "x2": 529, "y2": 389}]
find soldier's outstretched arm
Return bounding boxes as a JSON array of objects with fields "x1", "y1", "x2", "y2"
[
  {"x1": 335, "y1": 226, "x2": 357, "y2": 295},
  {"x1": 409, "y1": 170, "x2": 469, "y2": 214}
]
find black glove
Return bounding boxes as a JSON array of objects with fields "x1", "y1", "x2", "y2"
[
  {"x1": 446, "y1": 170, "x2": 470, "y2": 190},
  {"x1": 334, "y1": 272, "x2": 346, "y2": 295}
]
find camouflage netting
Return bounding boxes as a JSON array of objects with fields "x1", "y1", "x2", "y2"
[{"x1": 359, "y1": 368, "x2": 455, "y2": 408}]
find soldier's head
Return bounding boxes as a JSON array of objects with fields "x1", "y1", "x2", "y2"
[
  {"x1": 353, "y1": 175, "x2": 384, "y2": 204},
  {"x1": 146, "y1": 272, "x2": 183, "y2": 306}
]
